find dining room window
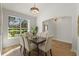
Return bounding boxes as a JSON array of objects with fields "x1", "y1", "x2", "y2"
[{"x1": 8, "y1": 16, "x2": 29, "y2": 39}]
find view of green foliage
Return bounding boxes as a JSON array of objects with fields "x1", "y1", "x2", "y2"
[{"x1": 8, "y1": 16, "x2": 28, "y2": 37}]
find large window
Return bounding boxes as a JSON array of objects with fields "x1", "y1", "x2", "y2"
[{"x1": 8, "y1": 16, "x2": 28, "y2": 39}]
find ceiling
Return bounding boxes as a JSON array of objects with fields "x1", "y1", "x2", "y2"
[
  {"x1": 2, "y1": 3, "x2": 44, "y2": 16},
  {"x1": 2, "y1": 3, "x2": 77, "y2": 16}
]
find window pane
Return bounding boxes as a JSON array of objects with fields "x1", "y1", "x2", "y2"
[
  {"x1": 8, "y1": 16, "x2": 28, "y2": 39},
  {"x1": 21, "y1": 19, "x2": 28, "y2": 33},
  {"x1": 8, "y1": 16, "x2": 20, "y2": 38}
]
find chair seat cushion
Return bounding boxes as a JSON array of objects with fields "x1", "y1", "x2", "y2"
[
  {"x1": 39, "y1": 44, "x2": 50, "y2": 52},
  {"x1": 28, "y1": 43, "x2": 37, "y2": 51},
  {"x1": 30, "y1": 43, "x2": 37, "y2": 49}
]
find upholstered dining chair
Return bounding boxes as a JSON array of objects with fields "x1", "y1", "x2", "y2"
[
  {"x1": 22, "y1": 32, "x2": 37, "y2": 56},
  {"x1": 37, "y1": 31, "x2": 48, "y2": 38},
  {"x1": 36, "y1": 31, "x2": 48, "y2": 46},
  {"x1": 38, "y1": 37, "x2": 52, "y2": 56},
  {"x1": 19, "y1": 35, "x2": 25, "y2": 56}
]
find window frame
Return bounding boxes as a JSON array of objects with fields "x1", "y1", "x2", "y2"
[{"x1": 8, "y1": 15, "x2": 30, "y2": 39}]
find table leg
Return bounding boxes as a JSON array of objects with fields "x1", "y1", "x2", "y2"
[{"x1": 37, "y1": 44, "x2": 39, "y2": 56}]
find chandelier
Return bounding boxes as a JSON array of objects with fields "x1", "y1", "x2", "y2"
[{"x1": 30, "y1": 4, "x2": 39, "y2": 15}]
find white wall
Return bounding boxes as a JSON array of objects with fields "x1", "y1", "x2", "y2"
[
  {"x1": 43, "y1": 19, "x2": 56, "y2": 37},
  {"x1": 77, "y1": 37, "x2": 79, "y2": 55},
  {"x1": 76, "y1": 4, "x2": 79, "y2": 55},
  {"x1": 48, "y1": 20, "x2": 56, "y2": 37},
  {"x1": 2, "y1": 8, "x2": 37, "y2": 48},
  {"x1": 37, "y1": 3, "x2": 77, "y2": 52},
  {"x1": 56, "y1": 17, "x2": 73, "y2": 43},
  {"x1": 0, "y1": 4, "x2": 1, "y2": 55},
  {"x1": 43, "y1": 17, "x2": 73, "y2": 43},
  {"x1": 37, "y1": 4, "x2": 76, "y2": 33},
  {"x1": 0, "y1": 3, "x2": 3, "y2": 55}
]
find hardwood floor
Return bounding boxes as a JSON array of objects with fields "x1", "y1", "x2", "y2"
[
  {"x1": 52, "y1": 40, "x2": 76, "y2": 56},
  {"x1": 2, "y1": 39, "x2": 76, "y2": 56},
  {"x1": 2, "y1": 44, "x2": 19, "y2": 54}
]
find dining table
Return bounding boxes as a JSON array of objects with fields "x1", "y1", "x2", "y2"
[{"x1": 30, "y1": 36, "x2": 46, "y2": 55}]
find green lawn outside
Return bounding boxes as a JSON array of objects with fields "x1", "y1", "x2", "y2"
[{"x1": 9, "y1": 28, "x2": 27, "y2": 37}]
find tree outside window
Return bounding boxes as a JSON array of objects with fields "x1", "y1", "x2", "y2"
[{"x1": 8, "y1": 16, "x2": 28, "y2": 39}]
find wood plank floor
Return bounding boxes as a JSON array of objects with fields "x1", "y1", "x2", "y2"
[
  {"x1": 2, "y1": 39, "x2": 76, "y2": 56},
  {"x1": 52, "y1": 40, "x2": 76, "y2": 56}
]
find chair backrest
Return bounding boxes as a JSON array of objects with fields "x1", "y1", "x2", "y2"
[
  {"x1": 26, "y1": 32, "x2": 33, "y2": 40},
  {"x1": 22, "y1": 33, "x2": 30, "y2": 52},
  {"x1": 19, "y1": 35, "x2": 25, "y2": 47},
  {"x1": 22, "y1": 32, "x2": 33, "y2": 52},
  {"x1": 38, "y1": 31, "x2": 52, "y2": 51},
  {"x1": 37, "y1": 31, "x2": 48, "y2": 38},
  {"x1": 37, "y1": 32, "x2": 41, "y2": 37},
  {"x1": 45, "y1": 36, "x2": 52, "y2": 51}
]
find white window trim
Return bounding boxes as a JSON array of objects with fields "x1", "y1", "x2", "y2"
[{"x1": 8, "y1": 16, "x2": 30, "y2": 39}]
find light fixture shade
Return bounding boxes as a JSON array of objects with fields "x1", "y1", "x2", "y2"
[{"x1": 30, "y1": 5, "x2": 39, "y2": 15}]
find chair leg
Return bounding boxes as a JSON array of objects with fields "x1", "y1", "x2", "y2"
[
  {"x1": 23, "y1": 48, "x2": 27, "y2": 56},
  {"x1": 50, "y1": 49, "x2": 52, "y2": 56},
  {"x1": 20, "y1": 45, "x2": 22, "y2": 53},
  {"x1": 45, "y1": 52, "x2": 47, "y2": 56},
  {"x1": 28, "y1": 52, "x2": 31, "y2": 56},
  {"x1": 20, "y1": 45, "x2": 23, "y2": 55}
]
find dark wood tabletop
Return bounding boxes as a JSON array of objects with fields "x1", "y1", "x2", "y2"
[{"x1": 30, "y1": 37, "x2": 46, "y2": 45}]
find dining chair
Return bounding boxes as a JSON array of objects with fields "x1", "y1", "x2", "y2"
[
  {"x1": 36, "y1": 31, "x2": 48, "y2": 46},
  {"x1": 22, "y1": 32, "x2": 37, "y2": 56},
  {"x1": 38, "y1": 37, "x2": 52, "y2": 56},
  {"x1": 38, "y1": 31, "x2": 48, "y2": 38},
  {"x1": 19, "y1": 35, "x2": 25, "y2": 56}
]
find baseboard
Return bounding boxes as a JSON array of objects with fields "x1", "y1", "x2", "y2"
[
  {"x1": 52, "y1": 38, "x2": 77, "y2": 55},
  {"x1": 51, "y1": 37, "x2": 72, "y2": 45}
]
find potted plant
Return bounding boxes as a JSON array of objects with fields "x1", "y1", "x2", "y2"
[{"x1": 31, "y1": 26, "x2": 38, "y2": 36}]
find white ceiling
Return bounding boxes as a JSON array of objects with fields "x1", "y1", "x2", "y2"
[
  {"x1": 2, "y1": 3, "x2": 77, "y2": 16},
  {"x1": 2, "y1": 3, "x2": 44, "y2": 16}
]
